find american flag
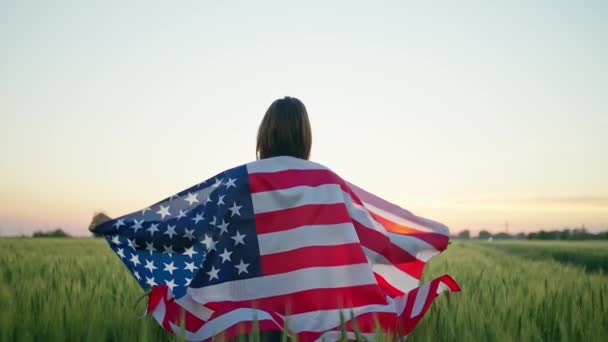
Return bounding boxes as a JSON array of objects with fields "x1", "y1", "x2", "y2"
[{"x1": 94, "y1": 156, "x2": 459, "y2": 341}]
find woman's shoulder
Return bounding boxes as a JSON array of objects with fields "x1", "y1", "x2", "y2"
[{"x1": 245, "y1": 156, "x2": 334, "y2": 174}]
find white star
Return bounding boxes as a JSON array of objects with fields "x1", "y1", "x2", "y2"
[
  {"x1": 184, "y1": 261, "x2": 198, "y2": 273},
  {"x1": 130, "y1": 254, "x2": 140, "y2": 266},
  {"x1": 113, "y1": 219, "x2": 125, "y2": 229},
  {"x1": 127, "y1": 238, "x2": 139, "y2": 250},
  {"x1": 116, "y1": 248, "x2": 125, "y2": 259},
  {"x1": 209, "y1": 216, "x2": 217, "y2": 227},
  {"x1": 133, "y1": 271, "x2": 141, "y2": 281},
  {"x1": 147, "y1": 223, "x2": 160, "y2": 236},
  {"x1": 145, "y1": 276, "x2": 157, "y2": 287},
  {"x1": 184, "y1": 192, "x2": 199, "y2": 206},
  {"x1": 144, "y1": 241, "x2": 156, "y2": 254},
  {"x1": 111, "y1": 235, "x2": 121, "y2": 245},
  {"x1": 207, "y1": 266, "x2": 220, "y2": 281},
  {"x1": 224, "y1": 177, "x2": 237, "y2": 188},
  {"x1": 183, "y1": 228, "x2": 195, "y2": 241},
  {"x1": 144, "y1": 259, "x2": 157, "y2": 273},
  {"x1": 184, "y1": 277, "x2": 192, "y2": 286},
  {"x1": 231, "y1": 231, "x2": 246, "y2": 246},
  {"x1": 177, "y1": 210, "x2": 187, "y2": 219},
  {"x1": 156, "y1": 205, "x2": 171, "y2": 219},
  {"x1": 212, "y1": 178, "x2": 223, "y2": 188},
  {"x1": 201, "y1": 235, "x2": 217, "y2": 251},
  {"x1": 165, "y1": 279, "x2": 177, "y2": 291},
  {"x1": 219, "y1": 248, "x2": 232, "y2": 264},
  {"x1": 228, "y1": 202, "x2": 242, "y2": 217},
  {"x1": 183, "y1": 246, "x2": 198, "y2": 258},
  {"x1": 235, "y1": 259, "x2": 250, "y2": 275},
  {"x1": 217, "y1": 220, "x2": 229, "y2": 235},
  {"x1": 192, "y1": 213, "x2": 204, "y2": 225},
  {"x1": 169, "y1": 194, "x2": 178, "y2": 201},
  {"x1": 163, "y1": 261, "x2": 177, "y2": 275},
  {"x1": 141, "y1": 207, "x2": 151, "y2": 215},
  {"x1": 163, "y1": 245, "x2": 175, "y2": 255},
  {"x1": 164, "y1": 225, "x2": 177, "y2": 239},
  {"x1": 217, "y1": 195, "x2": 225, "y2": 206},
  {"x1": 204, "y1": 196, "x2": 212, "y2": 204},
  {"x1": 131, "y1": 219, "x2": 144, "y2": 233}
]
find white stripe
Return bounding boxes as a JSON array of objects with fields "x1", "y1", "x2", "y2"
[
  {"x1": 285, "y1": 300, "x2": 397, "y2": 332},
  {"x1": 344, "y1": 196, "x2": 387, "y2": 234},
  {"x1": 188, "y1": 264, "x2": 377, "y2": 303},
  {"x1": 363, "y1": 247, "x2": 420, "y2": 292},
  {"x1": 411, "y1": 282, "x2": 431, "y2": 318},
  {"x1": 246, "y1": 156, "x2": 327, "y2": 174},
  {"x1": 151, "y1": 300, "x2": 167, "y2": 331},
  {"x1": 363, "y1": 201, "x2": 447, "y2": 235},
  {"x1": 258, "y1": 223, "x2": 360, "y2": 255},
  {"x1": 175, "y1": 294, "x2": 214, "y2": 321},
  {"x1": 252, "y1": 184, "x2": 344, "y2": 214},
  {"x1": 386, "y1": 232, "x2": 439, "y2": 262},
  {"x1": 171, "y1": 308, "x2": 277, "y2": 341}
]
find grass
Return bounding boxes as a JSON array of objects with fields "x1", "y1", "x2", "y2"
[{"x1": 0, "y1": 238, "x2": 606, "y2": 341}]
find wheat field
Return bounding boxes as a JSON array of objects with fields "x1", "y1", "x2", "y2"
[{"x1": 1, "y1": 238, "x2": 606, "y2": 341}]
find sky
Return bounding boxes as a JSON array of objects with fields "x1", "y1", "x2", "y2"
[{"x1": 1, "y1": 0, "x2": 607, "y2": 236}]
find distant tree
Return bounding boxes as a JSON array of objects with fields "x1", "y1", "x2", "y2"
[
  {"x1": 477, "y1": 230, "x2": 492, "y2": 239},
  {"x1": 32, "y1": 228, "x2": 71, "y2": 238},
  {"x1": 456, "y1": 230, "x2": 470, "y2": 239},
  {"x1": 494, "y1": 232, "x2": 512, "y2": 240}
]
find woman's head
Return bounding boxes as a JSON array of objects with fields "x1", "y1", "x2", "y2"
[{"x1": 256, "y1": 96, "x2": 312, "y2": 160}]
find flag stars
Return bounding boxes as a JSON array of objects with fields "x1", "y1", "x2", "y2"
[
  {"x1": 231, "y1": 231, "x2": 246, "y2": 246},
  {"x1": 235, "y1": 260, "x2": 250, "y2": 275},
  {"x1": 147, "y1": 223, "x2": 160, "y2": 236},
  {"x1": 113, "y1": 219, "x2": 125, "y2": 229},
  {"x1": 183, "y1": 246, "x2": 198, "y2": 258},
  {"x1": 229, "y1": 202, "x2": 242, "y2": 217},
  {"x1": 212, "y1": 178, "x2": 223, "y2": 188},
  {"x1": 183, "y1": 228, "x2": 195, "y2": 241},
  {"x1": 184, "y1": 261, "x2": 198, "y2": 273},
  {"x1": 141, "y1": 207, "x2": 151, "y2": 215},
  {"x1": 209, "y1": 216, "x2": 217, "y2": 227},
  {"x1": 163, "y1": 245, "x2": 175, "y2": 255},
  {"x1": 116, "y1": 248, "x2": 125, "y2": 259},
  {"x1": 192, "y1": 213, "x2": 204, "y2": 225},
  {"x1": 144, "y1": 259, "x2": 157, "y2": 273},
  {"x1": 219, "y1": 248, "x2": 232, "y2": 264},
  {"x1": 163, "y1": 261, "x2": 177, "y2": 275},
  {"x1": 131, "y1": 219, "x2": 144, "y2": 233},
  {"x1": 127, "y1": 238, "x2": 139, "y2": 250},
  {"x1": 184, "y1": 278, "x2": 192, "y2": 286},
  {"x1": 156, "y1": 205, "x2": 172, "y2": 219},
  {"x1": 164, "y1": 225, "x2": 177, "y2": 239},
  {"x1": 145, "y1": 276, "x2": 157, "y2": 287},
  {"x1": 224, "y1": 177, "x2": 237, "y2": 189},
  {"x1": 145, "y1": 241, "x2": 156, "y2": 254},
  {"x1": 217, "y1": 195, "x2": 225, "y2": 206},
  {"x1": 184, "y1": 192, "x2": 199, "y2": 206},
  {"x1": 130, "y1": 254, "x2": 140, "y2": 266},
  {"x1": 202, "y1": 235, "x2": 217, "y2": 251},
  {"x1": 133, "y1": 271, "x2": 141, "y2": 281},
  {"x1": 177, "y1": 210, "x2": 187, "y2": 219},
  {"x1": 165, "y1": 279, "x2": 177, "y2": 291},
  {"x1": 207, "y1": 266, "x2": 220, "y2": 281},
  {"x1": 217, "y1": 220, "x2": 229, "y2": 235},
  {"x1": 111, "y1": 235, "x2": 121, "y2": 245}
]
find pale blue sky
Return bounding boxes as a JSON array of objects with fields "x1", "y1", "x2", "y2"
[{"x1": 1, "y1": 0, "x2": 607, "y2": 235}]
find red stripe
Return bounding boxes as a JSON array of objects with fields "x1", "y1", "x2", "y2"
[
  {"x1": 369, "y1": 211, "x2": 449, "y2": 251},
  {"x1": 373, "y1": 272, "x2": 405, "y2": 298},
  {"x1": 249, "y1": 169, "x2": 344, "y2": 193},
  {"x1": 261, "y1": 243, "x2": 368, "y2": 275},
  {"x1": 353, "y1": 220, "x2": 425, "y2": 279},
  {"x1": 255, "y1": 203, "x2": 351, "y2": 234},
  {"x1": 205, "y1": 284, "x2": 388, "y2": 316}
]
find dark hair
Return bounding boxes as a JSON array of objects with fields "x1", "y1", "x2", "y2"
[{"x1": 256, "y1": 96, "x2": 312, "y2": 160}]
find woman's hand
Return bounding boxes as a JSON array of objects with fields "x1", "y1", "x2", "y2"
[{"x1": 89, "y1": 212, "x2": 112, "y2": 232}]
